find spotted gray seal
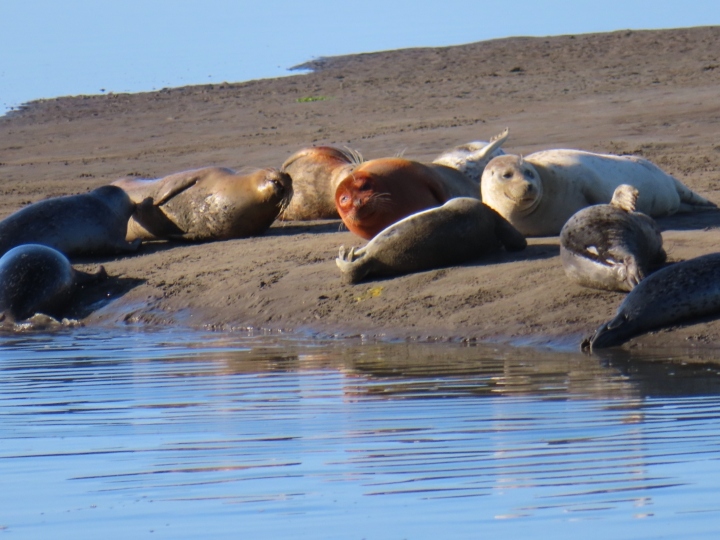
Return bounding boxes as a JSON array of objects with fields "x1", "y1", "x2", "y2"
[
  {"x1": 0, "y1": 185, "x2": 140, "y2": 257},
  {"x1": 112, "y1": 167, "x2": 292, "y2": 242},
  {"x1": 582, "y1": 252, "x2": 720, "y2": 351},
  {"x1": 481, "y1": 149, "x2": 716, "y2": 236},
  {"x1": 560, "y1": 184, "x2": 666, "y2": 291},
  {"x1": 0, "y1": 244, "x2": 107, "y2": 323},
  {"x1": 432, "y1": 128, "x2": 509, "y2": 184},
  {"x1": 335, "y1": 197, "x2": 527, "y2": 283}
]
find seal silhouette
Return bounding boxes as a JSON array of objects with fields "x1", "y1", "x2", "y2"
[
  {"x1": 0, "y1": 185, "x2": 139, "y2": 257},
  {"x1": 560, "y1": 184, "x2": 666, "y2": 291},
  {"x1": 582, "y1": 252, "x2": 720, "y2": 351},
  {"x1": 0, "y1": 244, "x2": 107, "y2": 323},
  {"x1": 334, "y1": 158, "x2": 480, "y2": 240},
  {"x1": 432, "y1": 128, "x2": 509, "y2": 184},
  {"x1": 481, "y1": 149, "x2": 716, "y2": 236},
  {"x1": 336, "y1": 197, "x2": 527, "y2": 283},
  {"x1": 112, "y1": 167, "x2": 292, "y2": 242},
  {"x1": 279, "y1": 145, "x2": 360, "y2": 220}
]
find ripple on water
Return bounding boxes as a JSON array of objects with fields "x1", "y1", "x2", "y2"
[{"x1": 1, "y1": 328, "x2": 720, "y2": 539}]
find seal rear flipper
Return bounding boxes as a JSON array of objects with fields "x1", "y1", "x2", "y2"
[{"x1": 609, "y1": 184, "x2": 639, "y2": 212}]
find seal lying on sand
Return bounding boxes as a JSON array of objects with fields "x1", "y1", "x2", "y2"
[
  {"x1": 112, "y1": 167, "x2": 292, "y2": 242},
  {"x1": 0, "y1": 185, "x2": 139, "y2": 257},
  {"x1": 582, "y1": 252, "x2": 720, "y2": 351},
  {"x1": 560, "y1": 184, "x2": 666, "y2": 292},
  {"x1": 334, "y1": 159, "x2": 480, "y2": 240},
  {"x1": 279, "y1": 146, "x2": 360, "y2": 220},
  {"x1": 481, "y1": 149, "x2": 716, "y2": 236},
  {"x1": 0, "y1": 244, "x2": 107, "y2": 323},
  {"x1": 336, "y1": 197, "x2": 527, "y2": 283},
  {"x1": 432, "y1": 128, "x2": 509, "y2": 184}
]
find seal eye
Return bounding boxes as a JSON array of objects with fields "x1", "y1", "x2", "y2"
[
  {"x1": 526, "y1": 170, "x2": 534, "y2": 179},
  {"x1": 340, "y1": 195, "x2": 349, "y2": 204},
  {"x1": 502, "y1": 171, "x2": 514, "y2": 180},
  {"x1": 358, "y1": 182, "x2": 372, "y2": 191}
]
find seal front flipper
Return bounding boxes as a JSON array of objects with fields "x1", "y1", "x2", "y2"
[{"x1": 153, "y1": 169, "x2": 216, "y2": 205}]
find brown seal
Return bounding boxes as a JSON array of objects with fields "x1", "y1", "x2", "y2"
[
  {"x1": 560, "y1": 184, "x2": 666, "y2": 291},
  {"x1": 0, "y1": 244, "x2": 107, "y2": 323},
  {"x1": 279, "y1": 146, "x2": 360, "y2": 220},
  {"x1": 112, "y1": 167, "x2": 292, "y2": 242},
  {"x1": 334, "y1": 158, "x2": 480, "y2": 240},
  {"x1": 0, "y1": 185, "x2": 140, "y2": 257},
  {"x1": 481, "y1": 149, "x2": 716, "y2": 236},
  {"x1": 336, "y1": 197, "x2": 527, "y2": 283}
]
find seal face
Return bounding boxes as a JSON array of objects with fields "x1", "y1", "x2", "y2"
[
  {"x1": 582, "y1": 252, "x2": 720, "y2": 351},
  {"x1": 560, "y1": 185, "x2": 666, "y2": 291},
  {"x1": 481, "y1": 150, "x2": 716, "y2": 237},
  {"x1": 279, "y1": 146, "x2": 361, "y2": 220},
  {"x1": 334, "y1": 158, "x2": 480, "y2": 240},
  {"x1": 0, "y1": 244, "x2": 106, "y2": 323},
  {"x1": 112, "y1": 167, "x2": 293, "y2": 242},
  {"x1": 0, "y1": 185, "x2": 140, "y2": 257},
  {"x1": 432, "y1": 128, "x2": 509, "y2": 184},
  {"x1": 335, "y1": 197, "x2": 527, "y2": 283}
]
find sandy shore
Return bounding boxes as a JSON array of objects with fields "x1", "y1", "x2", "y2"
[{"x1": 2, "y1": 26, "x2": 720, "y2": 353}]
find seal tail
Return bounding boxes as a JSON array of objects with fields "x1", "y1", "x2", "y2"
[{"x1": 672, "y1": 178, "x2": 717, "y2": 211}]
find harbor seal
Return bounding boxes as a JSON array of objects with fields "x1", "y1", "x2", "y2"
[
  {"x1": 336, "y1": 197, "x2": 527, "y2": 283},
  {"x1": 0, "y1": 244, "x2": 107, "y2": 323},
  {"x1": 582, "y1": 252, "x2": 720, "y2": 351},
  {"x1": 279, "y1": 145, "x2": 361, "y2": 220},
  {"x1": 0, "y1": 185, "x2": 140, "y2": 257},
  {"x1": 335, "y1": 158, "x2": 480, "y2": 239},
  {"x1": 112, "y1": 167, "x2": 292, "y2": 242},
  {"x1": 432, "y1": 128, "x2": 509, "y2": 184},
  {"x1": 481, "y1": 149, "x2": 716, "y2": 237},
  {"x1": 560, "y1": 184, "x2": 666, "y2": 291}
]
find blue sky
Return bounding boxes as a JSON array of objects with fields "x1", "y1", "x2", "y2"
[{"x1": 2, "y1": 1, "x2": 720, "y2": 113}]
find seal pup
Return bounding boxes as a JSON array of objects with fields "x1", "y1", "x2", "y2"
[
  {"x1": 582, "y1": 252, "x2": 720, "y2": 351},
  {"x1": 0, "y1": 244, "x2": 107, "y2": 323},
  {"x1": 335, "y1": 159, "x2": 480, "y2": 240},
  {"x1": 336, "y1": 197, "x2": 527, "y2": 283},
  {"x1": 279, "y1": 145, "x2": 361, "y2": 220},
  {"x1": 560, "y1": 184, "x2": 666, "y2": 292},
  {"x1": 481, "y1": 149, "x2": 716, "y2": 237},
  {"x1": 112, "y1": 167, "x2": 292, "y2": 242},
  {"x1": 432, "y1": 128, "x2": 509, "y2": 184},
  {"x1": 0, "y1": 185, "x2": 140, "y2": 257}
]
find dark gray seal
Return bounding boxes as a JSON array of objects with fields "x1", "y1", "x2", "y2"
[
  {"x1": 582, "y1": 252, "x2": 720, "y2": 351},
  {"x1": 0, "y1": 185, "x2": 140, "y2": 256},
  {"x1": 560, "y1": 184, "x2": 666, "y2": 291},
  {"x1": 336, "y1": 197, "x2": 527, "y2": 283},
  {"x1": 0, "y1": 244, "x2": 107, "y2": 323}
]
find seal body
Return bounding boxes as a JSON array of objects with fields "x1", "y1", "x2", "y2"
[
  {"x1": 336, "y1": 197, "x2": 527, "y2": 283},
  {"x1": 0, "y1": 185, "x2": 139, "y2": 256},
  {"x1": 582, "y1": 253, "x2": 720, "y2": 351},
  {"x1": 0, "y1": 244, "x2": 106, "y2": 323},
  {"x1": 481, "y1": 150, "x2": 716, "y2": 237},
  {"x1": 335, "y1": 158, "x2": 480, "y2": 240},
  {"x1": 560, "y1": 185, "x2": 666, "y2": 291},
  {"x1": 432, "y1": 128, "x2": 509, "y2": 184},
  {"x1": 279, "y1": 146, "x2": 360, "y2": 220},
  {"x1": 112, "y1": 167, "x2": 293, "y2": 242}
]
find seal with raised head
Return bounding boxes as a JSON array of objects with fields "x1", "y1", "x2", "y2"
[
  {"x1": 336, "y1": 197, "x2": 527, "y2": 283},
  {"x1": 0, "y1": 185, "x2": 140, "y2": 257},
  {"x1": 481, "y1": 149, "x2": 716, "y2": 237},
  {"x1": 0, "y1": 244, "x2": 107, "y2": 323},
  {"x1": 582, "y1": 252, "x2": 720, "y2": 351},
  {"x1": 112, "y1": 167, "x2": 292, "y2": 242},
  {"x1": 560, "y1": 184, "x2": 666, "y2": 292},
  {"x1": 279, "y1": 145, "x2": 361, "y2": 220},
  {"x1": 335, "y1": 158, "x2": 481, "y2": 240},
  {"x1": 432, "y1": 128, "x2": 509, "y2": 184}
]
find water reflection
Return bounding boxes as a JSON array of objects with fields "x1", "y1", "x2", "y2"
[{"x1": 1, "y1": 329, "x2": 720, "y2": 539}]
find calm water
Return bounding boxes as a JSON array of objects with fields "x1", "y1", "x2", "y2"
[{"x1": 2, "y1": 328, "x2": 720, "y2": 539}]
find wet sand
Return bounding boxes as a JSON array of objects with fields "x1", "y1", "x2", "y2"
[{"x1": 2, "y1": 26, "x2": 720, "y2": 352}]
